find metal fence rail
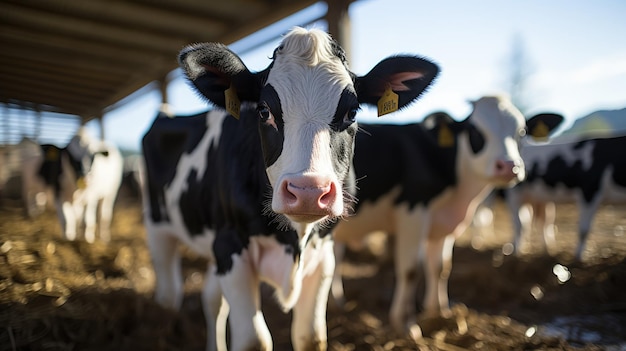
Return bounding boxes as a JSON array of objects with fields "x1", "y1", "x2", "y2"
[{"x1": 1, "y1": 104, "x2": 81, "y2": 147}]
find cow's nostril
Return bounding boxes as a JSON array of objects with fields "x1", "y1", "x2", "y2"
[
  {"x1": 284, "y1": 182, "x2": 298, "y2": 202},
  {"x1": 319, "y1": 183, "x2": 335, "y2": 206}
]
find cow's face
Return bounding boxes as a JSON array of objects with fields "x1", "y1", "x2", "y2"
[
  {"x1": 179, "y1": 27, "x2": 439, "y2": 229},
  {"x1": 459, "y1": 96, "x2": 563, "y2": 187}
]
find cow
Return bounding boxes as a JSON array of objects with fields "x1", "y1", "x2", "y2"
[
  {"x1": 39, "y1": 128, "x2": 124, "y2": 243},
  {"x1": 330, "y1": 95, "x2": 563, "y2": 335},
  {"x1": 16, "y1": 137, "x2": 55, "y2": 218},
  {"x1": 141, "y1": 27, "x2": 439, "y2": 351},
  {"x1": 505, "y1": 133, "x2": 626, "y2": 260}
]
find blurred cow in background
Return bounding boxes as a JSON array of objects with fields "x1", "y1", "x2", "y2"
[
  {"x1": 120, "y1": 154, "x2": 145, "y2": 200},
  {"x1": 506, "y1": 133, "x2": 626, "y2": 260},
  {"x1": 39, "y1": 128, "x2": 123, "y2": 243},
  {"x1": 0, "y1": 137, "x2": 53, "y2": 215},
  {"x1": 18, "y1": 137, "x2": 55, "y2": 217},
  {"x1": 331, "y1": 96, "x2": 563, "y2": 334}
]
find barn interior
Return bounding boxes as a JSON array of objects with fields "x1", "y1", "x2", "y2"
[{"x1": 1, "y1": 1, "x2": 626, "y2": 350}]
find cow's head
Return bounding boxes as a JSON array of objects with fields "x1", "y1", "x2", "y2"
[
  {"x1": 64, "y1": 128, "x2": 110, "y2": 189},
  {"x1": 179, "y1": 27, "x2": 438, "y2": 230},
  {"x1": 427, "y1": 95, "x2": 563, "y2": 187}
]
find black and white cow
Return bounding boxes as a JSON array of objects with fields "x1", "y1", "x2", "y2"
[
  {"x1": 39, "y1": 128, "x2": 124, "y2": 243},
  {"x1": 331, "y1": 96, "x2": 563, "y2": 335},
  {"x1": 141, "y1": 27, "x2": 439, "y2": 351},
  {"x1": 506, "y1": 133, "x2": 626, "y2": 260}
]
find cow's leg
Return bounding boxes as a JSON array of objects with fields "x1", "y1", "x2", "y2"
[
  {"x1": 147, "y1": 231, "x2": 183, "y2": 310},
  {"x1": 98, "y1": 195, "x2": 116, "y2": 242},
  {"x1": 516, "y1": 204, "x2": 533, "y2": 255},
  {"x1": 576, "y1": 199, "x2": 601, "y2": 261},
  {"x1": 59, "y1": 200, "x2": 77, "y2": 241},
  {"x1": 389, "y1": 208, "x2": 425, "y2": 333},
  {"x1": 292, "y1": 239, "x2": 334, "y2": 351},
  {"x1": 329, "y1": 241, "x2": 346, "y2": 308},
  {"x1": 423, "y1": 234, "x2": 455, "y2": 317},
  {"x1": 203, "y1": 266, "x2": 229, "y2": 351},
  {"x1": 221, "y1": 253, "x2": 271, "y2": 351},
  {"x1": 83, "y1": 199, "x2": 98, "y2": 243},
  {"x1": 539, "y1": 201, "x2": 557, "y2": 255}
]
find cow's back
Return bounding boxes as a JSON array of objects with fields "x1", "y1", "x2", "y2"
[
  {"x1": 353, "y1": 123, "x2": 458, "y2": 211},
  {"x1": 522, "y1": 134, "x2": 626, "y2": 204}
]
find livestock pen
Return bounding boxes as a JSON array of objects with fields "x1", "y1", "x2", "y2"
[{"x1": 1, "y1": 190, "x2": 625, "y2": 350}]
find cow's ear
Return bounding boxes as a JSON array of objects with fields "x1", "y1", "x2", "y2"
[
  {"x1": 179, "y1": 43, "x2": 262, "y2": 107},
  {"x1": 355, "y1": 56, "x2": 439, "y2": 109},
  {"x1": 526, "y1": 113, "x2": 564, "y2": 138}
]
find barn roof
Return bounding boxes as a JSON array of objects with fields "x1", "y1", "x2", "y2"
[{"x1": 0, "y1": 0, "x2": 322, "y2": 123}]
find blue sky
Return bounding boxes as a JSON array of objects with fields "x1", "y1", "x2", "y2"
[{"x1": 94, "y1": 0, "x2": 626, "y2": 151}]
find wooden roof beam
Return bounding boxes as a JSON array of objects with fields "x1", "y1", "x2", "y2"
[
  {"x1": 0, "y1": 3, "x2": 187, "y2": 54},
  {"x1": 9, "y1": 0, "x2": 228, "y2": 39}
]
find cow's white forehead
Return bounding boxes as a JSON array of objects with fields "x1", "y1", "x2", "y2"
[
  {"x1": 266, "y1": 28, "x2": 353, "y2": 124},
  {"x1": 471, "y1": 95, "x2": 525, "y2": 133}
]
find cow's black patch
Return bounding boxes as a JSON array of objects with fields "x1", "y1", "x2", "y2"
[
  {"x1": 38, "y1": 144, "x2": 88, "y2": 196},
  {"x1": 526, "y1": 135, "x2": 626, "y2": 204},
  {"x1": 142, "y1": 111, "x2": 208, "y2": 222},
  {"x1": 354, "y1": 122, "x2": 459, "y2": 210},
  {"x1": 330, "y1": 88, "x2": 359, "y2": 133},
  {"x1": 467, "y1": 123, "x2": 486, "y2": 154},
  {"x1": 258, "y1": 85, "x2": 284, "y2": 168}
]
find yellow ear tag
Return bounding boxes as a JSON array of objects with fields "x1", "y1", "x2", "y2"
[
  {"x1": 531, "y1": 120, "x2": 549, "y2": 140},
  {"x1": 76, "y1": 177, "x2": 87, "y2": 190},
  {"x1": 377, "y1": 85, "x2": 399, "y2": 117},
  {"x1": 438, "y1": 124, "x2": 454, "y2": 147},
  {"x1": 225, "y1": 85, "x2": 240, "y2": 119}
]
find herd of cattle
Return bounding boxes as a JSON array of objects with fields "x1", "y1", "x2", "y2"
[{"x1": 2, "y1": 28, "x2": 625, "y2": 350}]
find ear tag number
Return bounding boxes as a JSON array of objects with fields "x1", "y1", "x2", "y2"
[
  {"x1": 225, "y1": 85, "x2": 240, "y2": 120},
  {"x1": 438, "y1": 124, "x2": 454, "y2": 147},
  {"x1": 531, "y1": 120, "x2": 549, "y2": 141},
  {"x1": 377, "y1": 85, "x2": 399, "y2": 117}
]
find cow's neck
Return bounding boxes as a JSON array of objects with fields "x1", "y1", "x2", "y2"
[
  {"x1": 430, "y1": 146, "x2": 493, "y2": 237},
  {"x1": 455, "y1": 141, "x2": 492, "y2": 202},
  {"x1": 293, "y1": 222, "x2": 316, "y2": 242}
]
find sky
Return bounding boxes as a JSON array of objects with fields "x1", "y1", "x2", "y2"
[{"x1": 91, "y1": 0, "x2": 626, "y2": 151}]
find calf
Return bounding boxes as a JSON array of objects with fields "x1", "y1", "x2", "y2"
[
  {"x1": 331, "y1": 96, "x2": 563, "y2": 334},
  {"x1": 39, "y1": 128, "x2": 123, "y2": 243},
  {"x1": 141, "y1": 27, "x2": 438, "y2": 351},
  {"x1": 18, "y1": 137, "x2": 54, "y2": 217},
  {"x1": 506, "y1": 133, "x2": 626, "y2": 260}
]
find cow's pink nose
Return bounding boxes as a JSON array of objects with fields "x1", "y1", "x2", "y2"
[{"x1": 278, "y1": 175, "x2": 337, "y2": 221}]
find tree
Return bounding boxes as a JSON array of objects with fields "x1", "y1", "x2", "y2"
[{"x1": 503, "y1": 33, "x2": 535, "y2": 115}]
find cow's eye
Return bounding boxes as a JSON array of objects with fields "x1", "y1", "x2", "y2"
[
  {"x1": 257, "y1": 105, "x2": 272, "y2": 123},
  {"x1": 344, "y1": 107, "x2": 358, "y2": 125},
  {"x1": 334, "y1": 106, "x2": 359, "y2": 132}
]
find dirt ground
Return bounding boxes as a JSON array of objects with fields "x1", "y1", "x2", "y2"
[{"x1": 1, "y1": 188, "x2": 625, "y2": 351}]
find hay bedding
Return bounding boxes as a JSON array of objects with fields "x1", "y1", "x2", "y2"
[{"x1": 1, "y1": 195, "x2": 625, "y2": 350}]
